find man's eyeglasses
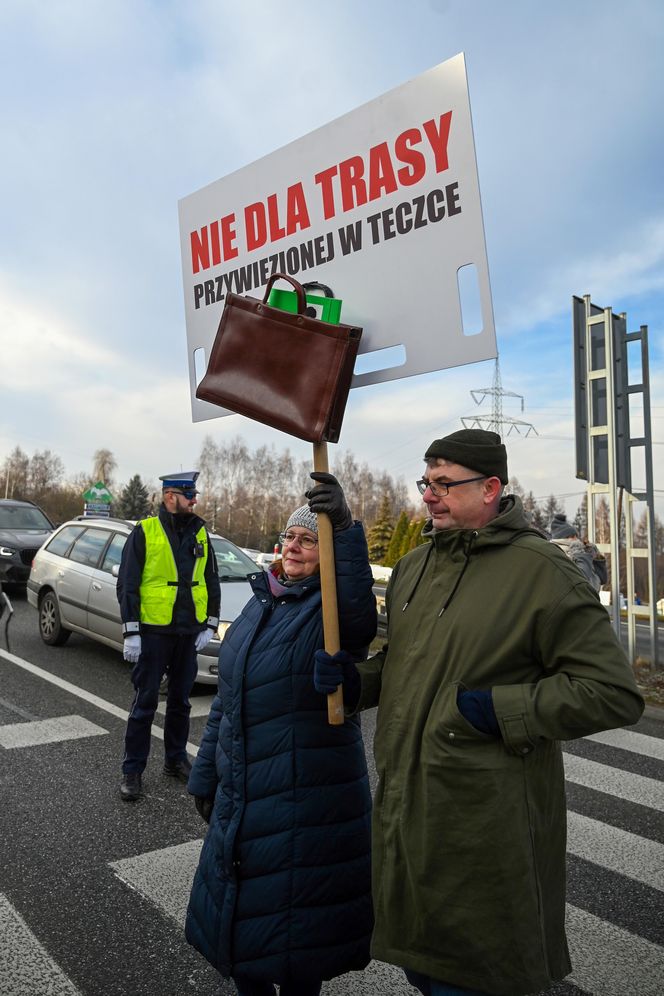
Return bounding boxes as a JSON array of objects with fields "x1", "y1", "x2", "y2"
[
  {"x1": 416, "y1": 475, "x2": 486, "y2": 498},
  {"x1": 279, "y1": 531, "x2": 318, "y2": 550},
  {"x1": 166, "y1": 488, "x2": 198, "y2": 500}
]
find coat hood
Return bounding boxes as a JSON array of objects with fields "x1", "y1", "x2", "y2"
[{"x1": 409, "y1": 495, "x2": 543, "y2": 616}]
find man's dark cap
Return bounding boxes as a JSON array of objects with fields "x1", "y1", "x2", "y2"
[
  {"x1": 424, "y1": 429, "x2": 508, "y2": 484},
  {"x1": 159, "y1": 471, "x2": 199, "y2": 493}
]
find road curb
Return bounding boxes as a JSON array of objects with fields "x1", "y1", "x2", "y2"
[{"x1": 643, "y1": 704, "x2": 664, "y2": 722}]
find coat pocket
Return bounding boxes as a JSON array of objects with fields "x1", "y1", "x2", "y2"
[{"x1": 422, "y1": 680, "x2": 496, "y2": 760}]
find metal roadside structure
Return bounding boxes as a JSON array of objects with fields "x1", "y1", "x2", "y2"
[{"x1": 573, "y1": 294, "x2": 659, "y2": 668}]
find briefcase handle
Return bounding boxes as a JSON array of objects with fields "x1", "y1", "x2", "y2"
[
  {"x1": 263, "y1": 272, "x2": 307, "y2": 314},
  {"x1": 302, "y1": 280, "x2": 334, "y2": 299}
]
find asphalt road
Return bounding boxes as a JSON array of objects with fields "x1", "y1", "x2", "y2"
[{"x1": 1, "y1": 590, "x2": 663, "y2": 996}]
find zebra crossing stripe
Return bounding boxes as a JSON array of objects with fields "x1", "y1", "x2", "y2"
[
  {"x1": 586, "y1": 727, "x2": 664, "y2": 762},
  {"x1": 567, "y1": 810, "x2": 664, "y2": 891},
  {"x1": 0, "y1": 893, "x2": 82, "y2": 996},
  {"x1": 0, "y1": 715, "x2": 107, "y2": 749},
  {"x1": 0, "y1": 648, "x2": 200, "y2": 757},
  {"x1": 564, "y1": 751, "x2": 664, "y2": 811},
  {"x1": 109, "y1": 839, "x2": 204, "y2": 925},
  {"x1": 566, "y1": 903, "x2": 664, "y2": 996}
]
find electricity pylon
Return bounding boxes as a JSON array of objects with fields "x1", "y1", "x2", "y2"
[{"x1": 461, "y1": 358, "x2": 538, "y2": 436}]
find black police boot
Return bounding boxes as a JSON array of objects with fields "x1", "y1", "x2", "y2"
[
  {"x1": 163, "y1": 757, "x2": 192, "y2": 782},
  {"x1": 120, "y1": 772, "x2": 142, "y2": 801}
]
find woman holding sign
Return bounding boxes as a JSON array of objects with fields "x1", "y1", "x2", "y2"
[{"x1": 185, "y1": 473, "x2": 376, "y2": 996}]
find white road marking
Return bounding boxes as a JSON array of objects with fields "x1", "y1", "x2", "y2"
[
  {"x1": 109, "y1": 839, "x2": 204, "y2": 925},
  {"x1": 586, "y1": 726, "x2": 664, "y2": 762},
  {"x1": 0, "y1": 892, "x2": 83, "y2": 996},
  {"x1": 109, "y1": 841, "x2": 414, "y2": 995},
  {"x1": 0, "y1": 714, "x2": 107, "y2": 750},
  {"x1": 567, "y1": 810, "x2": 664, "y2": 891},
  {"x1": 567, "y1": 904, "x2": 664, "y2": 996},
  {"x1": 0, "y1": 648, "x2": 200, "y2": 757},
  {"x1": 564, "y1": 751, "x2": 664, "y2": 811}
]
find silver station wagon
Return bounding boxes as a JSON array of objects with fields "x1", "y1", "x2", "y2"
[{"x1": 27, "y1": 516, "x2": 258, "y2": 685}]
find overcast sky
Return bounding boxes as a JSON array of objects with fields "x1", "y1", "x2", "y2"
[{"x1": 1, "y1": 0, "x2": 662, "y2": 522}]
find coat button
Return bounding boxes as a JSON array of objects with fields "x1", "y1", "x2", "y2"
[
  {"x1": 521, "y1": 746, "x2": 531, "y2": 754},
  {"x1": 448, "y1": 732, "x2": 455, "y2": 741},
  {"x1": 261, "y1": 598, "x2": 267, "y2": 603}
]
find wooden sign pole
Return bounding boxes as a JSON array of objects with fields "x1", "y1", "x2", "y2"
[{"x1": 313, "y1": 441, "x2": 344, "y2": 725}]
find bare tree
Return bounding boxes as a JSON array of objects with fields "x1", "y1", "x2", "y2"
[
  {"x1": 28, "y1": 450, "x2": 65, "y2": 501},
  {"x1": 220, "y1": 437, "x2": 250, "y2": 535},
  {"x1": 197, "y1": 435, "x2": 224, "y2": 530},
  {"x1": 1, "y1": 446, "x2": 29, "y2": 498},
  {"x1": 92, "y1": 448, "x2": 117, "y2": 485},
  {"x1": 505, "y1": 476, "x2": 525, "y2": 499},
  {"x1": 595, "y1": 497, "x2": 611, "y2": 545}
]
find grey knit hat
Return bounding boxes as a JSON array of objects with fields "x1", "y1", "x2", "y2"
[
  {"x1": 286, "y1": 504, "x2": 318, "y2": 534},
  {"x1": 550, "y1": 513, "x2": 577, "y2": 539},
  {"x1": 424, "y1": 429, "x2": 508, "y2": 484}
]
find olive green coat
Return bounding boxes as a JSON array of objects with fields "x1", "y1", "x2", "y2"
[{"x1": 356, "y1": 496, "x2": 644, "y2": 995}]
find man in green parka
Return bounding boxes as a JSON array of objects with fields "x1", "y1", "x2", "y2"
[{"x1": 314, "y1": 429, "x2": 644, "y2": 996}]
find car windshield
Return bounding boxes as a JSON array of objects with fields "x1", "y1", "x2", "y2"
[
  {"x1": 210, "y1": 537, "x2": 257, "y2": 578},
  {"x1": 0, "y1": 506, "x2": 52, "y2": 530}
]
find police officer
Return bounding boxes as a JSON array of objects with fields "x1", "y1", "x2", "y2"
[{"x1": 117, "y1": 471, "x2": 220, "y2": 801}]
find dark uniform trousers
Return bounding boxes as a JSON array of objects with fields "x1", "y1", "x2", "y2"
[{"x1": 122, "y1": 632, "x2": 198, "y2": 774}]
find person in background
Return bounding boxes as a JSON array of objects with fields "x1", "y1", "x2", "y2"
[
  {"x1": 315, "y1": 429, "x2": 644, "y2": 996},
  {"x1": 117, "y1": 471, "x2": 219, "y2": 802},
  {"x1": 549, "y1": 512, "x2": 604, "y2": 591},
  {"x1": 185, "y1": 473, "x2": 376, "y2": 996}
]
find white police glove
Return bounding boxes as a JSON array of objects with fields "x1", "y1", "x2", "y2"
[
  {"x1": 123, "y1": 635, "x2": 141, "y2": 663},
  {"x1": 195, "y1": 628, "x2": 214, "y2": 652}
]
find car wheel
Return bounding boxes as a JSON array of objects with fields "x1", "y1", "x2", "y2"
[{"x1": 39, "y1": 591, "x2": 71, "y2": 646}]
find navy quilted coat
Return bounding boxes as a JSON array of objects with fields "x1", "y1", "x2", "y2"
[{"x1": 185, "y1": 524, "x2": 376, "y2": 984}]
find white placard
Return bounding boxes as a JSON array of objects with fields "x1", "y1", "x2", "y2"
[{"x1": 178, "y1": 53, "x2": 496, "y2": 423}]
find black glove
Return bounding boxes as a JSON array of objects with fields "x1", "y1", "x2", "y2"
[
  {"x1": 456, "y1": 689, "x2": 500, "y2": 737},
  {"x1": 194, "y1": 796, "x2": 214, "y2": 824},
  {"x1": 306, "y1": 472, "x2": 353, "y2": 531},
  {"x1": 313, "y1": 649, "x2": 361, "y2": 707}
]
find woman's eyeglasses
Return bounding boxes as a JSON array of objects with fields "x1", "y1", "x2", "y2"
[{"x1": 279, "y1": 531, "x2": 318, "y2": 550}]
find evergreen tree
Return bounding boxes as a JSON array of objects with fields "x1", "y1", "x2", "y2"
[
  {"x1": 385, "y1": 511, "x2": 409, "y2": 567},
  {"x1": 367, "y1": 495, "x2": 394, "y2": 564},
  {"x1": 405, "y1": 517, "x2": 427, "y2": 553},
  {"x1": 115, "y1": 475, "x2": 150, "y2": 520},
  {"x1": 530, "y1": 504, "x2": 547, "y2": 533},
  {"x1": 541, "y1": 494, "x2": 564, "y2": 531},
  {"x1": 521, "y1": 491, "x2": 537, "y2": 524},
  {"x1": 575, "y1": 493, "x2": 588, "y2": 537}
]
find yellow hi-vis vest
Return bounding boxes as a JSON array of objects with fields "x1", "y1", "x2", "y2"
[{"x1": 138, "y1": 517, "x2": 208, "y2": 626}]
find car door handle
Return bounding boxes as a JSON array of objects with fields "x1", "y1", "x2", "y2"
[{"x1": 91, "y1": 582, "x2": 102, "y2": 591}]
